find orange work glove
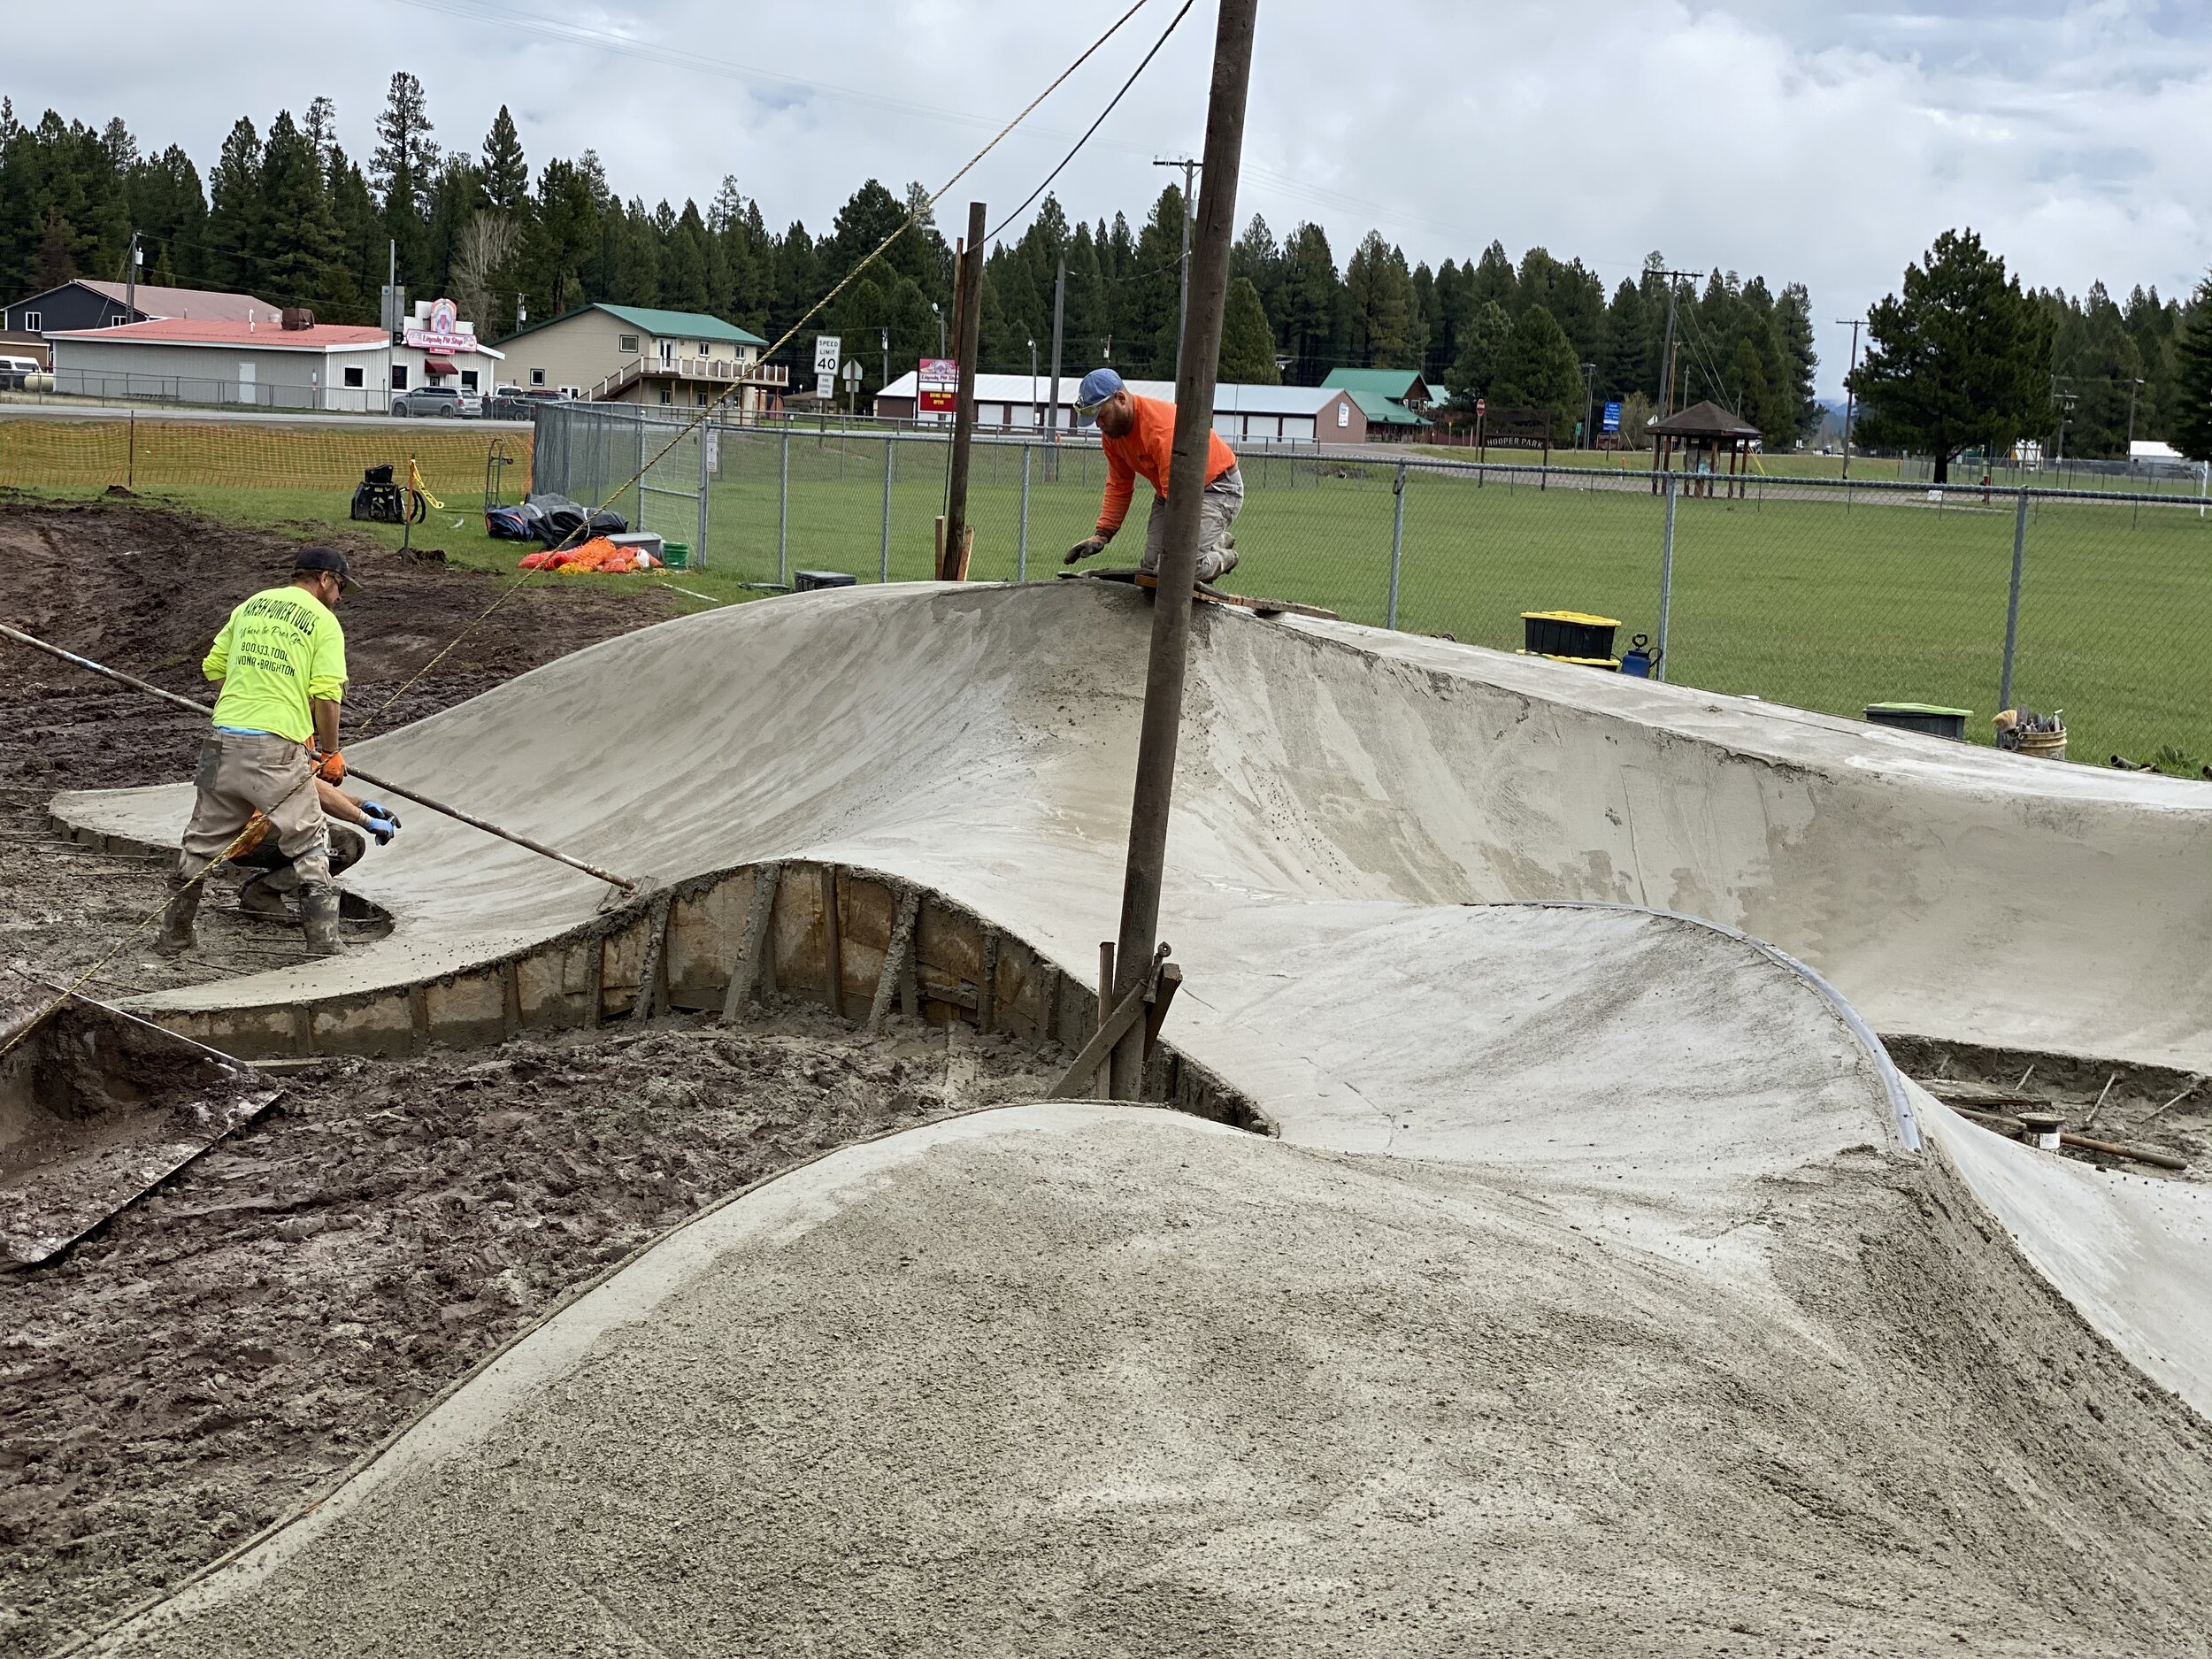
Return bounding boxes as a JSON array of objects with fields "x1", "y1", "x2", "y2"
[{"x1": 314, "y1": 749, "x2": 346, "y2": 783}]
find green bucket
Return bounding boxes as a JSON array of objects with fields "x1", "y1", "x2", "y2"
[{"x1": 661, "y1": 541, "x2": 689, "y2": 570}]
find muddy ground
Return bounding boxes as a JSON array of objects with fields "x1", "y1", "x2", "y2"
[
  {"x1": 0, "y1": 500, "x2": 1062, "y2": 1655},
  {"x1": 1, "y1": 1015, "x2": 1056, "y2": 1655},
  {"x1": 0, "y1": 495, "x2": 676, "y2": 998}
]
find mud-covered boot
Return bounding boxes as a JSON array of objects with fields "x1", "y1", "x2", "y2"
[
  {"x1": 299, "y1": 882, "x2": 343, "y2": 957},
  {"x1": 237, "y1": 864, "x2": 299, "y2": 918},
  {"x1": 153, "y1": 877, "x2": 202, "y2": 958},
  {"x1": 1195, "y1": 542, "x2": 1239, "y2": 583}
]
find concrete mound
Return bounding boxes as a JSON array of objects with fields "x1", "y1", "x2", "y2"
[
  {"x1": 91, "y1": 1107, "x2": 2212, "y2": 1656},
  {"x1": 52, "y1": 580, "x2": 2212, "y2": 1653}
]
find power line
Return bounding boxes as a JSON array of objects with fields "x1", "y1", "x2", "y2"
[{"x1": 987, "y1": 0, "x2": 1196, "y2": 243}]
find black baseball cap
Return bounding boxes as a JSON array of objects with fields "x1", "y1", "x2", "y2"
[{"x1": 292, "y1": 546, "x2": 362, "y2": 590}]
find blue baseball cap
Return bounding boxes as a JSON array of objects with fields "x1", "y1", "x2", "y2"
[{"x1": 1074, "y1": 366, "x2": 1124, "y2": 414}]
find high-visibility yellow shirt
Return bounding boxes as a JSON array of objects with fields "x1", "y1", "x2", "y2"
[{"x1": 203, "y1": 584, "x2": 348, "y2": 742}]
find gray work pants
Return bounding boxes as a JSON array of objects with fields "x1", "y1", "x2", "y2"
[
  {"x1": 177, "y1": 731, "x2": 332, "y2": 887},
  {"x1": 1139, "y1": 463, "x2": 1243, "y2": 578}
]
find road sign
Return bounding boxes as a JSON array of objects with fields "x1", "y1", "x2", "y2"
[
  {"x1": 813, "y1": 334, "x2": 841, "y2": 376},
  {"x1": 841, "y1": 358, "x2": 863, "y2": 391},
  {"x1": 815, "y1": 371, "x2": 834, "y2": 399},
  {"x1": 1475, "y1": 396, "x2": 1486, "y2": 416},
  {"x1": 1602, "y1": 400, "x2": 1622, "y2": 434}
]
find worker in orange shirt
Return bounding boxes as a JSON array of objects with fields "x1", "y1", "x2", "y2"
[{"x1": 1063, "y1": 367, "x2": 1242, "y2": 582}]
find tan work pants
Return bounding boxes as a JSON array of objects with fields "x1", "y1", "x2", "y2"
[{"x1": 177, "y1": 731, "x2": 331, "y2": 887}]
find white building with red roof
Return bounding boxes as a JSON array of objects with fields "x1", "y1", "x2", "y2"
[{"x1": 48, "y1": 297, "x2": 503, "y2": 413}]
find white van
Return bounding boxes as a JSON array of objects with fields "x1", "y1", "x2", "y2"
[{"x1": 0, "y1": 356, "x2": 41, "y2": 389}]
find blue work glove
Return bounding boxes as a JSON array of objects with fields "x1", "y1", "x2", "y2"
[{"x1": 359, "y1": 802, "x2": 403, "y2": 846}]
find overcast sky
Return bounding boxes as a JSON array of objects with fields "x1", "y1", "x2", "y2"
[{"x1": 14, "y1": 0, "x2": 2209, "y2": 395}]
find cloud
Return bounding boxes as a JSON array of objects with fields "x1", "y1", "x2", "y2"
[{"x1": 10, "y1": 0, "x2": 2206, "y2": 392}]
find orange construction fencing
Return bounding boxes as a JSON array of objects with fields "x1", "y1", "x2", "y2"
[{"x1": 0, "y1": 414, "x2": 530, "y2": 503}]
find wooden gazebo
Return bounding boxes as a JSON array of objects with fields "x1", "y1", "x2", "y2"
[{"x1": 1649, "y1": 400, "x2": 1761, "y2": 497}]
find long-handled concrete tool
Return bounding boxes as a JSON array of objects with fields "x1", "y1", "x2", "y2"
[{"x1": 2, "y1": 621, "x2": 636, "y2": 892}]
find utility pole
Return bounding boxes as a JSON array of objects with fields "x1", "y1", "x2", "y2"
[
  {"x1": 1029, "y1": 337, "x2": 1038, "y2": 429},
  {"x1": 124, "y1": 230, "x2": 141, "y2": 326},
  {"x1": 383, "y1": 238, "x2": 396, "y2": 416},
  {"x1": 1579, "y1": 361, "x2": 1596, "y2": 449},
  {"x1": 1835, "y1": 315, "x2": 1864, "y2": 478},
  {"x1": 1155, "y1": 156, "x2": 1201, "y2": 380},
  {"x1": 1047, "y1": 256, "x2": 1066, "y2": 473},
  {"x1": 940, "y1": 203, "x2": 987, "y2": 581},
  {"x1": 1655, "y1": 269, "x2": 1696, "y2": 421},
  {"x1": 1108, "y1": 1, "x2": 1256, "y2": 1100},
  {"x1": 879, "y1": 325, "x2": 889, "y2": 405},
  {"x1": 2124, "y1": 376, "x2": 2145, "y2": 477}
]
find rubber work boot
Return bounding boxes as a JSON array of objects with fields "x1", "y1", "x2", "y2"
[
  {"x1": 153, "y1": 877, "x2": 202, "y2": 958},
  {"x1": 237, "y1": 864, "x2": 298, "y2": 918},
  {"x1": 1195, "y1": 543, "x2": 1239, "y2": 584},
  {"x1": 299, "y1": 883, "x2": 344, "y2": 957}
]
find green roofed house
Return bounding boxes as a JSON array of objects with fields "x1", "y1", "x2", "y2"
[
  {"x1": 495, "y1": 303, "x2": 787, "y2": 414},
  {"x1": 1319, "y1": 367, "x2": 1439, "y2": 440}
]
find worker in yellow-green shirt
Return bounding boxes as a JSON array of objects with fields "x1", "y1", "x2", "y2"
[{"x1": 157, "y1": 546, "x2": 383, "y2": 959}]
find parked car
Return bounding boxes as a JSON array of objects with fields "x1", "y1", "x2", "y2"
[
  {"x1": 0, "y1": 355, "x2": 42, "y2": 389},
  {"x1": 389, "y1": 385, "x2": 480, "y2": 419},
  {"x1": 487, "y1": 385, "x2": 569, "y2": 420}
]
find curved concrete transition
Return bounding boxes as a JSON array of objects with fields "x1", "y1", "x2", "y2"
[{"x1": 55, "y1": 581, "x2": 2212, "y2": 1654}]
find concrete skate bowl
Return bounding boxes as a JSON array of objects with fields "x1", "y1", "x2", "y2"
[{"x1": 45, "y1": 580, "x2": 2212, "y2": 1654}]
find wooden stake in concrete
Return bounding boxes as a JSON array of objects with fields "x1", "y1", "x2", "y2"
[
  {"x1": 1107, "y1": 0, "x2": 1257, "y2": 1100},
  {"x1": 1095, "y1": 941, "x2": 1116, "y2": 1098},
  {"x1": 867, "y1": 887, "x2": 922, "y2": 1035},
  {"x1": 819, "y1": 864, "x2": 846, "y2": 1019},
  {"x1": 719, "y1": 863, "x2": 780, "y2": 1023},
  {"x1": 939, "y1": 201, "x2": 987, "y2": 581},
  {"x1": 631, "y1": 895, "x2": 672, "y2": 1023}
]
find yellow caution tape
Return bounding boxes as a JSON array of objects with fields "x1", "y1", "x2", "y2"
[{"x1": 408, "y1": 457, "x2": 444, "y2": 511}]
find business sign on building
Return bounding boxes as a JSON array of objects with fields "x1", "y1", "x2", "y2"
[
  {"x1": 918, "y1": 357, "x2": 958, "y2": 415},
  {"x1": 403, "y1": 296, "x2": 477, "y2": 354},
  {"x1": 1602, "y1": 400, "x2": 1622, "y2": 434}
]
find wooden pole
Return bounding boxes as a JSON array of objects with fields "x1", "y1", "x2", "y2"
[
  {"x1": 1106, "y1": 0, "x2": 1257, "y2": 1100},
  {"x1": 940, "y1": 202, "x2": 987, "y2": 580}
]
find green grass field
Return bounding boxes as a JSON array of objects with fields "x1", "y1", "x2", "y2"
[{"x1": 13, "y1": 427, "x2": 2209, "y2": 774}]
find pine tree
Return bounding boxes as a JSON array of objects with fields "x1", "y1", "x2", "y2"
[
  {"x1": 2170, "y1": 272, "x2": 2212, "y2": 464},
  {"x1": 1449, "y1": 301, "x2": 1511, "y2": 407},
  {"x1": 303, "y1": 97, "x2": 338, "y2": 166},
  {"x1": 1494, "y1": 303, "x2": 1583, "y2": 441},
  {"x1": 480, "y1": 105, "x2": 528, "y2": 213},
  {"x1": 1598, "y1": 280, "x2": 1649, "y2": 403},
  {"x1": 371, "y1": 71, "x2": 439, "y2": 288},
  {"x1": 257, "y1": 110, "x2": 345, "y2": 311},
  {"x1": 1773, "y1": 281, "x2": 1819, "y2": 441},
  {"x1": 664, "y1": 199, "x2": 711, "y2": 312},
  {"x1": 1276, "y1": 222, "x2": 1339, "y2": 383},
  {"x1": 1218, "y1": 275, "x2": 1279, "y2": 383},
  {"x1": 1129, "y1": 185, "x2": 1187, "y2": 377},
  {"x1": 1468, "y1": 241, "x2": 1517, "y2": 313},
  {"x1": 1343, "y1": 231, "x2": 1418, "y2": 368},
  {"x1": 204, "y1": 116, "x2": 263, "y2": 293},
  {"x1": 1853, "y1": 228, "x2": 2051, "y2": 481}
]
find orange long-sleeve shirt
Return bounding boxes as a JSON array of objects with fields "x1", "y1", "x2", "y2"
[{"x1": 1096, "y1": 395, "x2": 1238, "y2": 537}]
